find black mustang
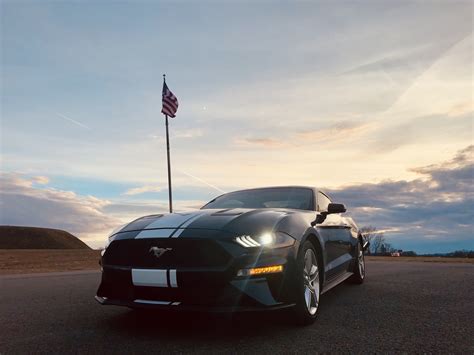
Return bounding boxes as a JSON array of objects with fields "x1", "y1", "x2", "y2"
[{"x1": 96, "y1": 186, "x2": 368, "y2": 325}]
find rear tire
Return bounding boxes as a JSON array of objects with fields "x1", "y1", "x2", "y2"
[
  {"x1": 349, "y1": 242, "x2": 365, "y2": 284},
  {"x1": 291, "y1": 241, "x2": 321, "y2": 326}
]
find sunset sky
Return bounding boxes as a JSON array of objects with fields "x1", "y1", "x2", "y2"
[{"x1": 1, "y1": 1, "x2": 473, "y2": 252}]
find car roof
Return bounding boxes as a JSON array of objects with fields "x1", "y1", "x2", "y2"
[
  {"x1": 221, "y1": 186, "x2": 329, "y2": 199},
  {"x1": 224, "y1": 185, "x2": 317, "y2": 192},
  {"x1": 204, "y1": 186, "x2": 332, "y2": 212}
]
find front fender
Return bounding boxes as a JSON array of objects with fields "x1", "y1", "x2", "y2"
[{"x1": 273, "y1": 211, "x2": 317, "y2": 239}]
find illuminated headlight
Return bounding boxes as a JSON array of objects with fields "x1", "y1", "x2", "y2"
[{"x1": 235, "y1": 232, "x2": 295, "y2": 249}]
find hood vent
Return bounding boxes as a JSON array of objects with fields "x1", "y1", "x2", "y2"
[{"x1": 211, "y1": 209, "x2": 244, "y2": 216}]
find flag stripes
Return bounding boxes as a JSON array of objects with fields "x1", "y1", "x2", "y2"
[{"x1": 162, "y1": 81, "x2": 179, "y2": 118}]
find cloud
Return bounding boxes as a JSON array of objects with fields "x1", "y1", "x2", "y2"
[
  {"x1": 173, "y1": 128, "x2": 204, "y2": 139},
  {"x1": 0, "y1": 173, "x2": 121, "y2": 245},
  {"x1": 102, "y1": 199, "x2": 204, "y2": 221},
  {"x1": 342, "y1": 31, "x2": 472, "y2": 115},
  {"x1": 0, "y1": 144, "x2": 472, "y2": 253},
  {"x1": 123, "y1": 185, "x2": 162, "y2": 196},
  {"x1": 31, "y1": 176, "x2": 50, "y2": 185},
  {"x1": 0, "y1": 173, "x2": 213, "y2": 248},
  {"x1": 447, "y1": 101, "x2": 473, "y2": 118},
  {"x1": 327, "y1": 145, "x2": 474, "y2": 253},
  {"x1": 234, "y1": 137, "x2": 287, "y2": 148},
  {"x1": 297, "y1": 121, "x2": 374, "y2": 143},
  {"x1": 232, "y1": 121, "x2": 374, "y2": 150},
  {"x1": 368, "y1": 111, "x2": 473, "y2": 153},
  {"x1": 412, "y1": 145, "x2": 473, "y2": 173}
]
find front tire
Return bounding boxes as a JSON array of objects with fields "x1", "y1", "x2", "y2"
[{"x1": 292, "y1": 241, "x2": 321, "y2": 326}]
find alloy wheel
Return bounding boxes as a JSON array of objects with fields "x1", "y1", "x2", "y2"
[
  {"x1": 358, "y1": 249, "x2": 365, "y2": 278},
  {"x1": 303, "y1": 249, "x2": 320, "y2": 315}
]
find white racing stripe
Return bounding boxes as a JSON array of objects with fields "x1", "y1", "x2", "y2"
[
  {"x1": 132, "y1": 269, "x2": 179, "y2": 288},
  {"x1": 134, "y1": 211, "x2": 207, "y2": 239},
  {"x1": 132, "y1": 269, "x2": 168, "y2": 287},
  {"x1": 145, "y1": 213, "x2": 196, "y2": 230},
  {"x1": 171, "y1": 213, "x2": 204, "y2": 238},
  {"x1": 135, "y1": 228, "x2": 175, "y2": 239},
  {"x1": 169, "y1": 269, "x2": 178, "y2": 287}
]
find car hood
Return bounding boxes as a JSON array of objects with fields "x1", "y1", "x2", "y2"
[{"x1": 114, "y1": 208, "x2": 312, "y2": 238}]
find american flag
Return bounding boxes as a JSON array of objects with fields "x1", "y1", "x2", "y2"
[{"x1": 162, "y1": 81, "x2": 179, "y2": 118}]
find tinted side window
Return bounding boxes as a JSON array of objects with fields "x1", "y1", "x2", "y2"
[{"x1": 317, "y1": 192, "x2": 331, "y2": 212}]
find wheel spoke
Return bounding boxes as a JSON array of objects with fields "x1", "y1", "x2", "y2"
[
  {"x1": 310, "y1": 270, "x2": 319, "y2": 283},
  {"x1": 304, "y1": 256, "x2": 312, "y2": 275},
  {"x1": 304, "y1": 286, "x2": 312, "y2": 309},
  {"x1": 358, "y1": 250, "x2": 365, "y2": 276},
  {"x1": 312, "y1": 289, "x2": 319, "y2": 307},
  {"x1": 303, "y1": 249, "x2": 320, "y2": 315}
]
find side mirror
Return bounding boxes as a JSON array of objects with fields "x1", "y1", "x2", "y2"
[
  {"x1": 311, "y1": 213, "x2": 326, "y2": 226},
  {"x1": 327, "y1": 203, "x2": 346, "y2": 214}
]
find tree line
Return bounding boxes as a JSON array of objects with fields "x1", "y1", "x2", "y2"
[{"x1": 359, "y1": 226, "x2": 473, "y2": 258}]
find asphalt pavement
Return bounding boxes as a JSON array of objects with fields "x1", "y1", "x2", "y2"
[{"x1": 1, "y1": 261, "x2": 473, "y2": 354}]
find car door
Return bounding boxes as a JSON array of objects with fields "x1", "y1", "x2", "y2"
[{"x1": 315, "y1": 192, "x2": 352, "y2": 280}]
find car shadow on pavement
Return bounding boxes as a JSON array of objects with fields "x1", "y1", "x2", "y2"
[
  {"x1": 97, "y1": 283, "x2": 357, "y2": 342},
  {"x1": 101, "y1": 308, "x2": 291, "y2": 340}
]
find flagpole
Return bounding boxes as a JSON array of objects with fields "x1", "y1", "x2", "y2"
[
  {"x1": 163, "y1": 74, "x2": 173, "y2": 213},
  {"x1": 165, "y1": 113, "x2": 173, "y2": 213}
]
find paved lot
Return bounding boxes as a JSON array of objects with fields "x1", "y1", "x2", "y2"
[{"x1": 1, "y1": 261, "x2": 473, "y2": 353}]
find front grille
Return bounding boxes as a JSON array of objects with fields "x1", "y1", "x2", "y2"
[
  {"x1": 102, "y1": 237, "x2": 231, "y2": 269},
  {"x1": 97, "y1": 268, "x2": 258, "y2": 307},
  {"x1": 133, "y1": 285, "x2": 258, "y2": 307}
]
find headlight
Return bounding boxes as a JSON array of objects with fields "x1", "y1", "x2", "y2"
[{"x1": 235, "y1": 232, "x2": 295, "y2": 249}]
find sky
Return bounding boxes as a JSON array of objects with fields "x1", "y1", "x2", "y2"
[{"x1": 1, "y1": 0, "x2": 473, "y2": 253}]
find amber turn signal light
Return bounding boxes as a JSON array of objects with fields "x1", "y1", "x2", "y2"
[{"x1": 237, "y1": 265, "x2": 283, "y2": 277}]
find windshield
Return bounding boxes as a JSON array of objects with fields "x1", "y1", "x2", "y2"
[{"x1": 201, "y1": 187, "x2": 314, "y2": 211}]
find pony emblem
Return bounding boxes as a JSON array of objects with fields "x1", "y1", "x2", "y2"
[{"x1": 149, "y1": 246, "x2": 172, "y2": 259}]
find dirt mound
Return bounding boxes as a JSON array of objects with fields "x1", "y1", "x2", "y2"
[{"x1": 0, "y1": 226, "x2": 90, "y2": 249}]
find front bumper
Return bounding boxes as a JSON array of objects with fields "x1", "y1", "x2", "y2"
[
  {"x1": 95, "y1": 295, "x2": 295, "y2": 313},
  {"x1": 96, "y1": 238, "x2": 298, "y2": 312}
]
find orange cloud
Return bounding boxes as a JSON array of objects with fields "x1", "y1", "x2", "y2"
[
  {"x1": 297, "y1": 121, "x2": 374, "y2": 142},
  {"x1": 234, "y1": 137, "x2": 287, "y2": 148}
]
